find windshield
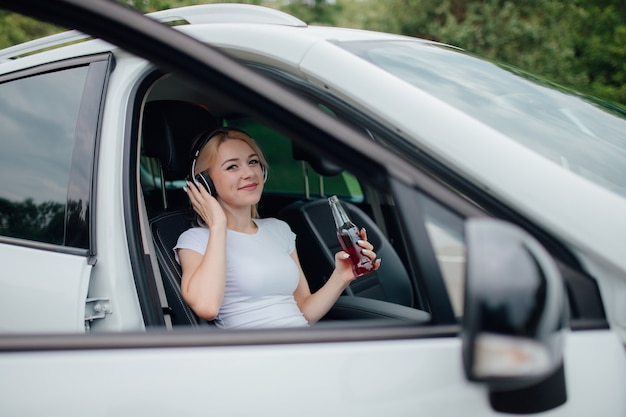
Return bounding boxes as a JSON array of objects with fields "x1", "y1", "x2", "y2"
[{"x1": 340, "y1": 41, "x2": 626, "y2": 198}]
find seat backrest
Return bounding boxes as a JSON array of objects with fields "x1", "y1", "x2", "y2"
[
  {"x1": 141, "y1": 100, "x2": 219, "y2": 326},
  {"x1": 277, "y1": 142, "x2": 414, "y2": 307},
  {"x1": 142, "y1": 100, "x2": 219, "y2": 213},
  {"x1": 150, "y1": 209, "x2": 211, "y2": 326}
]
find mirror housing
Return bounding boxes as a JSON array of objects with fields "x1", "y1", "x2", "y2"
[{"x1": 462, "y1": 218, "x2": 568, "y2": 413}]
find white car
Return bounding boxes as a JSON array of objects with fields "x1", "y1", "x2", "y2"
[{"x1": 0, "y1": 1, "x2": 624, "y2": 416}]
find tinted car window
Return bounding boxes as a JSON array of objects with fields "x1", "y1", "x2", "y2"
[{"x1": 0, "y1": 66, "x2": 89, "y2": 245}]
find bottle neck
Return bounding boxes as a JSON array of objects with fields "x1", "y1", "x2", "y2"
[{"x1": 329, "y1": 195, "x2": 351, "y2": 228}]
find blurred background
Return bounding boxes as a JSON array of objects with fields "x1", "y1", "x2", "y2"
[{"x1": 1, "y1": 0, "x2": 625, "y2": 107}]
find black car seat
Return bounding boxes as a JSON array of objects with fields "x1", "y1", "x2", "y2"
[
  {"x1": 141, "y1": 100, "x2": 220, "y2": 326},
  {"x1": 277, "y1": 144, "x2": 414, "y2": 307},
  {"x1": 142, "y1": 100, "x2": 219, "y2": 214}
]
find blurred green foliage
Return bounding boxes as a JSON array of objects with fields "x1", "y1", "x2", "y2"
[
  {"x1": 1, "y1": 0, "x2": 625, "y2": 105},
  {"x1": 0, "y1": 10, "x2": 63, "y2": 50}
]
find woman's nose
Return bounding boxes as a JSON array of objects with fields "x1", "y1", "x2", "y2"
[{"x1": 242, "y1": 164, "x2": 255, "y2": 179}]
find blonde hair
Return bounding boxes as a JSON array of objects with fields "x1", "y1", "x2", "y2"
[{"x1": 193, "y1": 128, "x2": 269, "y2": 219}]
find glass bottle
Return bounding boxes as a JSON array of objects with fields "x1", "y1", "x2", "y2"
[{"x1": 328, "y1": 195, "x2": 374, "y2": 277}]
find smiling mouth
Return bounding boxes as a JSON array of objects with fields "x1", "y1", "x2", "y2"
[{"x1": 239, "y1": 183, "x2": 258, "y2": 191}]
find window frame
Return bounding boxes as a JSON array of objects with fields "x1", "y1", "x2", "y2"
[
  {"x1": 238, "y1": 60, "x2": 610, "y2": 329},
  {"x1": 0, "y1": 54, "x2": 111, "y2": 255},
  {"x1": 129, "y1": 67, "x2": 472, "y2": 330}
]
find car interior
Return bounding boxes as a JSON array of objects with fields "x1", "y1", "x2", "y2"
[{"x1": 138, "y1": 71, "x2": 462, "y2": 328}]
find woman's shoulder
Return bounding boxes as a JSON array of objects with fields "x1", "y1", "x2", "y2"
[
  {"x1": 256, "y1": 218, "x2": 295, "y2": 248},
  {"x1": 256, "y1": 217, "x2": 291, "y2": 231},
  {"x1": 177, "y1": 225, "x2": 210, "y2": 243}
]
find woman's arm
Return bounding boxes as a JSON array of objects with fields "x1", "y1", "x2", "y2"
[
  {"x1": 178, "y1": 181, "x2": 228, "y2": 321},
  {"x1": 178, "y1": 225, "x2": 227, "y2": 321},
  {"x1": 293, "y1": 229, "x2": 381, "y2": 324}
]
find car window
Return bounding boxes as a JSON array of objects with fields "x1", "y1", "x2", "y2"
[
  {"x1": 0, "y1": 66, "x2": 88, "y2": 246},
  {"x1": 224, "y1": 115, "x2": 364, "y2": 201},
  {"x1": 340, "y1": 40, "x2": 626, "y2": 199},
  {"x1": 139, "y1": 115, "x2": 363, "y2": 201},
  {"x1": 421, "y1": 195, "x2": 466, "y2": 317},
  {"x1": 138, "y1": 69, "x2": 460, "y2": 327}
]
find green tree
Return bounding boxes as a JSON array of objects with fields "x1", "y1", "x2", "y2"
[
  {"x1": 568, "y1": 2, "x2": 626, "y2": 103},
  {"x1": 0, "y1": 11, "x2": 63, "y2": 52},
  {"x1": 372, "y1": 0, "x2": 626, "y2": 105},
  {"x1": 1, "y1": 0, "x2": 625, "y2": 106}
]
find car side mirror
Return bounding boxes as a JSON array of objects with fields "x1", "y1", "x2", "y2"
[{"x1": 462, "y1": 218, "x2": 568, "y2": 414}]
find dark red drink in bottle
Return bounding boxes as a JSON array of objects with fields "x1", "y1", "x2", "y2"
[{"x1": 328, "y1": 195, "x2": 373, "y2": 277}]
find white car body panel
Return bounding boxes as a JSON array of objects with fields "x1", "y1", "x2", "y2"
[
  {"x1": 0, "y1": 330, "x2": 623, "y2": 416},
  {"x1": 88, "y1": 53, "x2": 152, "y2": 332},
  {"x1": 0, "y1": 243, "x2": 91, "y2": 333}
]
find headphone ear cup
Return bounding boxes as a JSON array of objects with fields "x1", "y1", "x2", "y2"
[
  {"x1": 194, "y1": 172, "x2": 217, "y2": 196},
  {"x1": 262, "y1": 165, "x2": 268, "y2": 183}
]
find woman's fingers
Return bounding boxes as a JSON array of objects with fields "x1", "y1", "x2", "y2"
[
  {"x1": 183, "y1": 181, "x2": 201, "y2": 202},
  {"x1": 356, "y1": 228, "x2": 381, "y2": 270},
  {"x1": 373, "y1": 258, "x2": 382, "y2": 270},
  {"x1": 184, "y1": 181, "x2": 225, "y2": 226},
  {"x1": 334, "y1": 251, "x2": 353, "y2": 275},
  {"x1": 357, "y1": 239, "x2": 373, "y2": 251},
  {"x1": 362, "y1": 248, "x2": 376, "y2": 260}
]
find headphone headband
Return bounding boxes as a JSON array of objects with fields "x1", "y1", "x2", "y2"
[{"x1": 191, "y1": 128, "x2": 229, "y2": 160}]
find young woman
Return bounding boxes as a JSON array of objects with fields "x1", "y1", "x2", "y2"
[{"x1": 175, "y1": 128, "x2": 380, "y2": 328}]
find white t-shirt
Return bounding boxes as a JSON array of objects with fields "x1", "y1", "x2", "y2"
[{"x1": 174, "y1": 218, "x2": 309, "y2": 329}]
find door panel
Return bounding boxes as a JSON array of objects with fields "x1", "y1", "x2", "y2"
[
  {"x1": 0, "y1": 330, "x2": 623, "y2": 416},
  {"x1": 0, "y1": 336, "x2": 486, "y2": 416},
  {"x1": 0, "y1": 243, "x2": 92, "y2": 333}
]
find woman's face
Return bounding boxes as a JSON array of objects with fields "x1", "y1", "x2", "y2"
[{"x1": 208, "y1": 138, "x2": 264, "y2": 208}]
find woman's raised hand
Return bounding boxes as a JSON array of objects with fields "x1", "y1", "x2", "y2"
[{"x1": 184, "y1": 181, "x2": 227, "y2": 229}]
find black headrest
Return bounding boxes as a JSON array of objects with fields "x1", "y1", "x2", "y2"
[
  {"x1": 292, "y1": 142, "x2": 343, "y2": 177},
  {"x1": 142, "y1": 100, "x2": 219, "y2": 180}
]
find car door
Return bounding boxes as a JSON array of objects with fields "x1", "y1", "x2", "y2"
[
  {"x1": 0, "y1": 2, "x2": 624, "y2": 417},
  {"x1": 0, "y1": 54, "x2": 111, "y2": 332}
]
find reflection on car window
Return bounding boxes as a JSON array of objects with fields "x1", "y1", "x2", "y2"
[
  {"x1": 421, "y1": 194, "x2": 466, "y2": 317},
  {"x1": 340, "y1": 40, "x2": 626, "y2": 199},
  {"x1": 0, "y1": 67, "x2": 89, "y2": 244}
]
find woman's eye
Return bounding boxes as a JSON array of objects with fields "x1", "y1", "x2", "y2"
[
  {"x1": 249, "y1": 159, "x2": 260, "y2": 166},
  {"x1": 226, "y1": 164, "x2": 238, "y2": 171}
]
